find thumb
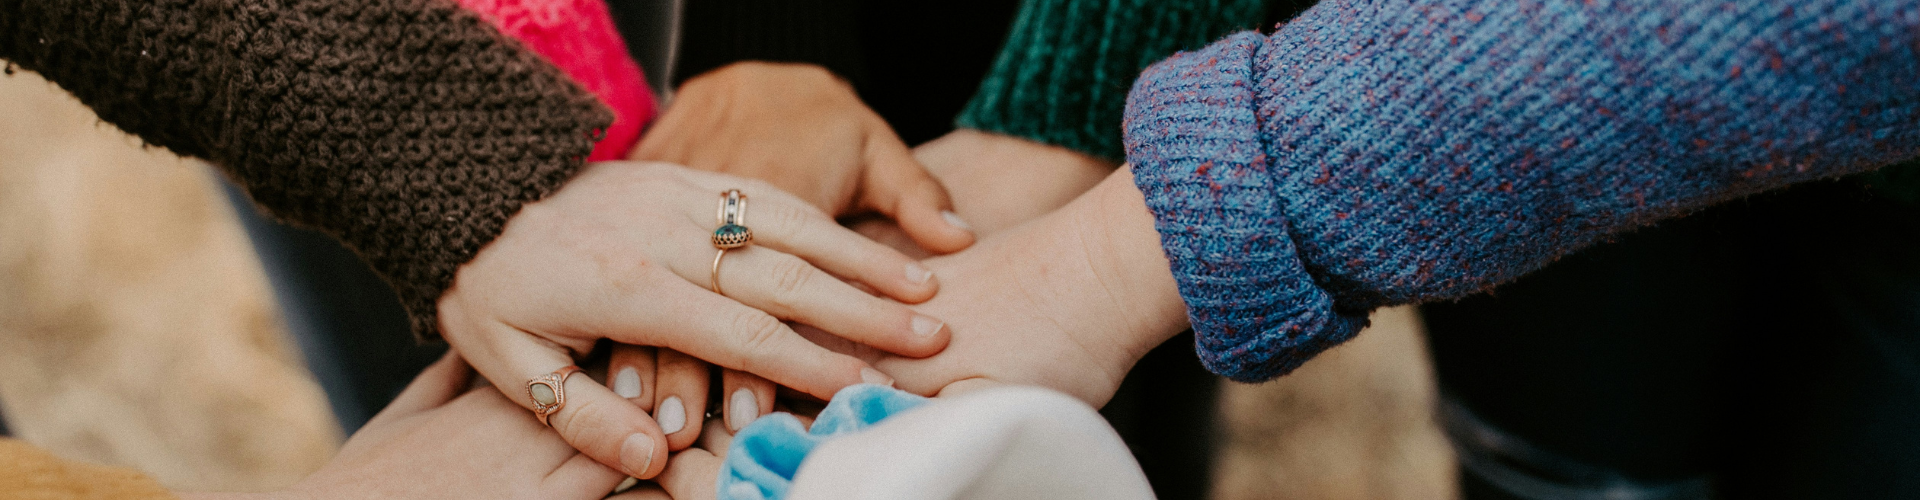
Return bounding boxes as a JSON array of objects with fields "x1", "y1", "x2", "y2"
[{"x1": 860, "y1": 132, "x2": 975, "y2": 254}]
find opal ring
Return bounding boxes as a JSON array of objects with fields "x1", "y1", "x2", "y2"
[{"x1": 527, "y1": 365, "x2": 583, "y2": 427}]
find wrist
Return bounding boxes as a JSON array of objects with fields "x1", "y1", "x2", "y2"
[{"x1": 1064, "y1": 166, "x2": 1189, "y2": 357}]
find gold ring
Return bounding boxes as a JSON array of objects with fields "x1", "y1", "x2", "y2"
[
  {"x1": 712, "y1": 189, "x2": 752, "y2": 249},
  {"x1": 711, "y1": 248, "x2": 729, "y2": 295},
  {"x1": 527, "y1": 365, "x2": 583, "y2": 427}
]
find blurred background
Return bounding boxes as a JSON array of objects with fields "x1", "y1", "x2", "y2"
[{"x1": 0, "y1": 65, "x2": 1456, "y2": 498}]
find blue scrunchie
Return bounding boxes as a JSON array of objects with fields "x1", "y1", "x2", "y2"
[{"x1": 716, "y1": 384, "x2": 927, "y2": 500}]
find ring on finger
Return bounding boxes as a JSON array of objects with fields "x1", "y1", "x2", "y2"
[
  {"x1": 711, "y1": 189, "x2": 752, "y2": 249},
  {"x1": 527, "y1": 365, "x2": 583, "y2": 427}
]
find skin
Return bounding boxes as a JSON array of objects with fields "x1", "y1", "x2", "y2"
[
  {"x1": 180, "y1": 354, "x2": 628, "y2": 500},
  {"x1": 435, "y1": 161, "x2": 949, "y2": 479}
]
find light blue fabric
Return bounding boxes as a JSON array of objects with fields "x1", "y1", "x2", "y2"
[{"x1": 716, "y1": 384, "x2": 928, "y2": 500}]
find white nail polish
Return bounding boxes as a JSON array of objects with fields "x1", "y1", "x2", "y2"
[
  {"x1": 657, "y1": 396, "x2": 687, "y2": 434},
  {"x1": 941, "y1": 210, "x2": 973, "y2": 231},
  {"x1": 613, "y1": 367, "x2": 642, "y2": 399},
  {"x1": 906, "y1": 262, "x2": 935, "y2": 285},
  {"x1": 911, "y1": 314, "x2": 944, "y2": 338},
  {"x1": 728, "y1": 389, "x2": 758, "y2": 432},
  {"x1": 860, "y1": 367, "x2": 894, "y2": 387}
]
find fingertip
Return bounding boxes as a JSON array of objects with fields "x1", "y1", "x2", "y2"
[{"x1": 898, "y1": 203, "x2": 976, "y2": 255}]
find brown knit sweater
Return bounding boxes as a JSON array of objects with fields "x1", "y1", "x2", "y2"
[{"x1": 0, "y1": 0, "x2": 613, "y2": 339}]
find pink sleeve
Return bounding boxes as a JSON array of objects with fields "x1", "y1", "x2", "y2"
[{"x1": 456, "y1": 0, "x2": 657, "y2": 161}]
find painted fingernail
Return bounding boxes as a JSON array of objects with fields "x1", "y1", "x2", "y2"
[
  {"x1": 906, "y1": 262, "x2": 935, "y2": 285},
  {"x1": 727, "y1": 389, "x2": 758, "y2": 432},
  {"x1": 911, "y1": 314, "x2": 945, "y2": 338},
  {"x1": 860, "y1": 367, "x2": 894, "y2": 387},
  {"x1": 620, "y1": 433, "x2": 655, "y2": 477},
  {"x1": 613, "y1": 366, "x2": 642, "y2": 399},
  {"x1": 941, "y1": 210, "x2": 973, "y2": 231},
  {"x1": 657, "y1": 396, "x2": 687, "y2": 434}
]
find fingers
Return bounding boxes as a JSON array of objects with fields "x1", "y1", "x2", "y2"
[
  {"x1": 860, "y1": 130, "x2": 975, "y2": 254},
  {"x1": 543, "y1": 453, "x2": 628, "y2": 499},
  {"x1": 670, "y1": 167, "x2": 939, "y2": 303},
  {"x1": 453, "y1": 322, "x2": 670, "y2": 479},
  {"x1": 370, "y1": 350, "x2": 471, "y2": 422},
  {"x1": 601, "y1": 276, "x2": 892, "y2": 400},
  {"x1": 653, "y1": 349, "x2": 709, "y2": 450},
  {"x1": 722, "y1": 369, "x2": 776, "y2": 433},
  {"x1": 609, "y1": 344, "x2": 658, "y2": 412},
  {"x1": 654, "y1": 446, "x2": 726, "y2": 500},
  {"x1": 712, "y1": 246, "x2": 949, "y2": 358}
]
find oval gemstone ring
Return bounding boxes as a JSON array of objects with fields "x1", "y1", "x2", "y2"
[{"x1": 712, "y1": 189, "x2": 752, "y2": 249}]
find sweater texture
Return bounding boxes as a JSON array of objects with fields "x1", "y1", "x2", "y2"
[
  {"x1": 956, "y1": 0, "x2": 1268, "y2": 161},
  {"x1": 1, "y1": 0, "x2": 613, "y2": 340},
  {"x1": 1124, "y1": 0, "x2": 1920, "y2": 381},
  {"x1": 457, "y1": 0, "x2": 656, "y2": 160}
]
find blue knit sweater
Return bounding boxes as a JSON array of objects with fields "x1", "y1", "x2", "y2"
[{"x1": 1123, "y1": 0, "x2": 1920, "y2": 382}]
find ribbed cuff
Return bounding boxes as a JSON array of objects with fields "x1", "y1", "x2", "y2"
[
  {"x1": 673, "y1": 0, "x2": 867, "y2": 90},
  {"x1": 1122, "y1": 32, "x2": 1369, "y2": 382},
  {"x1": 957, "y1": 0, "x2": 1266, "y2": 161}
]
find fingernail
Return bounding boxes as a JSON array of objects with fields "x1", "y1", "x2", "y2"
[
  {"x1": 615, "y1": 477, "x2": 640, "y2": 494},
  {"x1": 620, "y1": 433, "x2": 655, "y2": 477},
  {"x1": 727, "y1": 389, "x2": 758, "y2": 432},
  {"x1": 911, "y1": 314, "x2": 945, "y2": 338},
  {"x1": 657, "y1": 396, "x2": 687, "y2": 434},
  {"x1": 613, "y1": 366, "x2": 642, "y2": 399},
  {"x1": 860, "y1": 367, "x2": 894, "y2": 387},
  {"x1": 941, "y1": 210, "x2": 972, "y2": 231},
  {"x1": 905, "y1": 262, "x2": 935, "y2": 285}
]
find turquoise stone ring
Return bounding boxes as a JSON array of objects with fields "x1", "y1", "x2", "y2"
[{"x1": 712, "y1": 223, "x2": 752, "y2": 248}]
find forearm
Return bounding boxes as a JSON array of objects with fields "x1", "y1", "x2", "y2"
[
  {"x1": 1126, "y1": 0, "x2": 1920, "y2": 380},
  {"x1": 1, "y1": 0, "x2": 612, "y2": 339}
]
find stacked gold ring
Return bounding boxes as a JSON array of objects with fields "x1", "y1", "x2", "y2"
[{"x1": 711, "y1": 189, "x2": 751, "y2": 295}]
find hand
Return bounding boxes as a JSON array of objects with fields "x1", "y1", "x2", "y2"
[
  {"x1": 869, "y1": 167, "x2": 1189, "y2": 407},
  {"x1": 633, "y1": 62, "x2": 974, "y2": 254},
  {"x1": 910, "y1": 129, "x2": 1116, "y2": 237},
  {"x1": 185, "y1": 353, "x2": 627, "y2": 500},
  {"x1": 437, "y1": 161, "x2": 950, "y2": 479}
]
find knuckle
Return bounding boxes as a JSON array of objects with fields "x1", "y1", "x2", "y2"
[
  {"x1": 765, "y1": 255, "x2": 817, "y2": 304},
  {"x1": 727, "y1": 311, "x2": 789, "y2": 362},
  {"x1": 554, "y1": 396, "x2": 627, "y2": 445},
  {"x1": 759, "y1": 202, "x2": 812, "y2": 242}
]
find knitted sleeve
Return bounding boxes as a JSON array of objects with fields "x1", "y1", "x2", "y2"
[
  {"x1": 0, "y1": 0, "x2": 613, "y2": 340},
  {"x1": 955, "y1": 0, "x2": 1267, "y2": 161},
  {"x1": 1123, "y1": 0, "x2": 1920, "y2": 381}
]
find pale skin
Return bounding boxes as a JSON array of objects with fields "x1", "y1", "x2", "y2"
[
  {"x1": 180, "y1": 353, "x2": 628, "y2": 500},
  {"x1": 435, "y1": 161, "x2": 955, "y2": 479},
  {"x1": 609, "y1": 61, "x2": 989, "y2": 451}
]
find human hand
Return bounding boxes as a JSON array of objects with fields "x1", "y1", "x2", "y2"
[
  {"x1": 183, "y1": 353, "x2": 627, "y2": 500},
  {"x1": 632, "y1": 62, "x2": 973, "y2": 254},
  {"x1": 865, "y1": 167, "x2": 1189, "y2": 407},
  {"x1": 437, "y1": 161, "x2": 950, "y2": 479}
]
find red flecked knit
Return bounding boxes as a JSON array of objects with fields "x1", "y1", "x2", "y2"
[{"x1": 457, "y1": 0, "x2": 656, "y2": 160}]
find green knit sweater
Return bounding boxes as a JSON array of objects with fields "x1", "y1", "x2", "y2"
[{"x1": 955, "y1": 0, "x2": 1268, "y2": 161}]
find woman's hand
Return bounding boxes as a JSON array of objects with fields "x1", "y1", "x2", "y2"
[
  {"x1": 437, "y1": 161, "x2": 950, "y2": 479},
  {"x1": 185, "y1": 353, "x2": 628, "y2": 500},
  {"x1": 867, "y1": 167, "x2": 1189, "y2": 407},
  {"x1": 632, "y1": 62, "x2": 974, "y2": 254}
]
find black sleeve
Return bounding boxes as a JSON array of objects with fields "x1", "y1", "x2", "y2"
[{"x1": 666, "y1": 0, "x2": 867, "y2": 89}]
